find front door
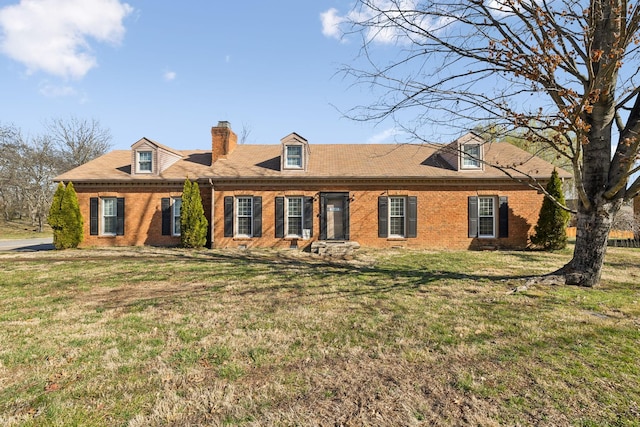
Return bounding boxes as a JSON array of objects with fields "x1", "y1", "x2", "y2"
[{"x1": 321, "y1": 193, "x2": 349, "y2": 241}]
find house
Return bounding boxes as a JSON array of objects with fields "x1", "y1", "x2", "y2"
[{"x1": 55, "y1": 121, "x2": 570, "y2": 251}]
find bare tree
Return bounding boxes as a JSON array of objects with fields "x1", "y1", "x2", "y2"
[
  {"x1": 341, "y1": 0, "x2": 640, "y2": 286},
  {"x1": 46, "y1": 116, "x2": 112, "y2": 171},
  {"x1": 238, "y1": 122, "x2": 253, "y2": 145}
]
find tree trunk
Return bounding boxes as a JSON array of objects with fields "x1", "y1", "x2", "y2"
[{"x1": 557, "y1": 196, "x2": 623, "y2": 287}]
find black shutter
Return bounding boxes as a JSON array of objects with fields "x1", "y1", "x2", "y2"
[
  {"x1": 224, "y1": 196, "x2": 234, "y2": 237},
  {"x1": 275, "y1": 197, "x2": 285, "y2": 238},
  {"x1": 116, "y1": 198, "x2": 125, "y2": 236},
  {"x1": 304, "y1": 197, "x2": 314, "y2": 237},
  {"x1": 161, "y1": 198, "x2": 171, "y2": 235},
  {"x1": 468, "y1": 196, "x2": 478, "y2": 238},
  {"x1": 499, "y1": 196, "x2": 509, "y2": 238},
  {"x1": 407, "y1": 196, "x2": 417, "y2": 238},
  {"x1": 378, "y1": 196, "x2": 388, "y2": 238},
  {"x1": 343, "y1": 194, "x2": 350, "y2": 240},
  {"x1": 90, "y1": 197, "x2": 98, "y2": 236},
  {"x1": 319, "y1": 194, "x2": 327, "y2": 240},
  {"x1": 253, "y1": 197, "x2": 262, "y2": 237}
]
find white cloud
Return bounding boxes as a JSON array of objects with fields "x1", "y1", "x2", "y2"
[
  {"x1": 320, "y1": 8, "x2": 345, "y2": 40},
  {"x1": 0, "y1": 0, "x2": 133, "y2": 79},
  {"x1": 39, "y1": 81, "x2": 77, "y2": 97},
  {"x1": 367, "y1": 127, "x2": 401, "y2": 144},
  {"x1": 164, "y1": 71, "x2": 177, "y2": 81},
  {"x1": 321, "y1": 1, "x2": 451, "y2": 45}
]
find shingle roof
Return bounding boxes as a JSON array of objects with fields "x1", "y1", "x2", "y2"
[
  {"x1": 212, "y1": 142, "x2": 570, "y2": 180},
  {"x1": 55, "y1": 141, "x2": 571, "y2": 183}
]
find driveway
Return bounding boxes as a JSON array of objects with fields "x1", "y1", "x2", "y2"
[{"x1": 0, "y1": 237, "x2": 54, "y2": 251}]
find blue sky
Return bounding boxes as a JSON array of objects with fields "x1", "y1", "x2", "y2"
[{"x1": 0, "y1": 0, "x2": 408, "y2": 151}]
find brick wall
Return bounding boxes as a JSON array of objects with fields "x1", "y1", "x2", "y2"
[
  {"x1": 74, "y1": 183, "x2": 211, "y2": 247},
  {"x1": 72, "y1": 182, "x2": 543, "y2": 250},
  {"x1": 212, "y1": 184, "x2": 544, "y2": 250}
]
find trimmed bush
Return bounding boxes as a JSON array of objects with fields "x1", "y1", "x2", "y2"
[
  {"x1": 180, "y1": 179, "x2": 208, "y2": 248},
  {"x1": 48, "y1": 182, "x2": 83, "y2": 249},
  {"x1": 531, "y1": 169, "x2": 570, "y2": 250}
]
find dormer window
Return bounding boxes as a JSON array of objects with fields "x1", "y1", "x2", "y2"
[
  {"x1": 461, "y1": 144, "x2": 481, "y2": 169},
  {"x1": 137, "y1": 151, "x2": 153, "y2": 173},
  {"x1": 280, "y1": 132, "x2": 309, "y2": 171},
  {"x1": 285, "y1": 145, "x2": 303, "y2": 168}
]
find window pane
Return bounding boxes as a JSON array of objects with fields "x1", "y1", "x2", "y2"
[
  {"x1": 286, "y1": 197, "x2": 303, "y2": 236},
  {"x1": 478, "y1": 197, "x2": 494, "y2": 237},
  {"x1": 463, "y1": 144, "x2": 480, "y2": 167},
  {"x1": 389, "y1": 217, "x2": 405, "y2": 236},
  {"x1": 103, "y1": 217, "x2": 117, "y2": 234},
  {"x1": 286, "y1": 146, "x2": 302, "y2": 167},
  {"x1": 389, "y1": 197, "x2": 405, "y2": 236},
  {"x1": 139, "y1": 151, "x2": 152, "y2": 171},
  {"x1": 287, "y1": 218, "x2": 302, "y2": 236},
  {"x1": 237, "y1": 198, "x2": 252, "y2": 216},
  {"x1": 173, "y1": 198, "x2": 181, "y2": 235},
  {"x1": 236, "y1": 197, "x2": 253, "y2": 236},
  {"x1": 287, "y1": 198, "x2": 302, "y2": 216},
  {"x1": 479, "y1": 198, "x2": 493, "y2": 216},
  {"x1": 103, "y1": 198, "x2": 116, "y2": 216},
  {"x1": 237, "y1": 217, "x2": 252, "y2": 235},
  {"x1": 479, "y1": 217, "x2": 494, "y2": 236},
  {"x1": 103, "y1": 198, "x2": 117, "y2": 235}
]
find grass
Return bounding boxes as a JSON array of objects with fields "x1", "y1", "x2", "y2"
[
  {"x1": 0, "y1": 245, "x2": 639, "y2": 426},
  {"x1": 0, "y1": 219, "x2": 51, "y2": 240}
]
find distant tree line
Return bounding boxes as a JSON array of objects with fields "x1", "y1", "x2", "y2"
[{"x1": 0, "y1": 117, "x2": 111, "y2": 232}]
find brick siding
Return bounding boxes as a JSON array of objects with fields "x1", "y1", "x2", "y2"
[{"x1": 212, "y1": 184, "x2": 543, "y2": 250}]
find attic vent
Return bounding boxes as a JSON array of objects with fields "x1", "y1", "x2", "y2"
[{"x1": 217, "y1": 121, "x2": 231, "y2": 128}]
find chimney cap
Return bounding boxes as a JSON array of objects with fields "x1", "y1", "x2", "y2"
[{"x1": 217, "y1": 121, "x2": 231, "y2": 128}]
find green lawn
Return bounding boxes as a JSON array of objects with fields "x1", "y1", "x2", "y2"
[
  {"x1": 0, "y1": 246, "x2": 638, "y2": 426},
  {"x1": 0, "y1": 219, "x2": 51, "y2": 240}
]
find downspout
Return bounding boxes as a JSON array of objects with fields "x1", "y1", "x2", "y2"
[{"x1": 209, "y1": 178, "x2": 215, "y2": 249}]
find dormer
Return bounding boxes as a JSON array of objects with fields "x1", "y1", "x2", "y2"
[
  {"x1": 280, "y1": 132, "x2": 310, "y2": 171},
  {"x1": 440, "y1": 132, "x2": 485, "y2": 171},
  {"x1": 131, "y1": 138, "x2": 182, "y2": 175}
]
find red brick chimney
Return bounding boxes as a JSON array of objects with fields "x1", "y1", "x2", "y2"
[{"x1": 211, "y1": 121, "x2": 237, "y2": 162}]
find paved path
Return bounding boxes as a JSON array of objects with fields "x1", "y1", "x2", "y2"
[{"x1": 0, "y1": 237, "x2": 54, "y2": 251}]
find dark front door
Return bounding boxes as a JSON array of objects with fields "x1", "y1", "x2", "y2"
[{"x1": 321, "y1": 193, "x2": 350, "y2": 241}]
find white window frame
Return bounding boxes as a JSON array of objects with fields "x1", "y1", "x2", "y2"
[
  {"x1": 461, "y1": 144, "x2": 481, "y2": 169},
  {"x1": 285, "y1": 145, "x2": 303, "y2": 169},
  {"x1": 235, "y1": 196, "x2": 253, "y2": 238},
  {"x1": 478, "y1": 196, "x2": 496, "y2": 238},
  {"x1": 102, "y1": 198, "x2": 117, "y2": 236},
  {"x1": 137, "y1": 150, "x2": 153, "y2": 173},
  {"x1": 285, "y1": 196, "x2": 304, "y2": 238},
  {"x1": 388, "y1": 196, "x2": 406, "y2": 238},
  {"x1": 172, "y1": 198, "x2": 182, "y2": 236}
]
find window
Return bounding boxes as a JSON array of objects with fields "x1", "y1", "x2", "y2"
[
  {"x1": 285, "y1": 145, "x2": 303, "y2": 168},
  {"x1": 236, "y1": 197, "x2": 253, "y2": 237},
  {"x1": 462, "y1": 144, "x2": 481, "y2": 168},
  {"x1": 286, "y1": 197, "x2": 303, "y2": 237},
  {"x1": 90, "y1": 197, "x2": 125, "y2": 236},
  {"x1": 478, "y1": 197, "x2": 495, "y2": 237},
  {"x1": 172, "y1": 198, "x2": 182, "y2": 236},
  {"x1": 102, "y1": 198, "x2": 117, "y2": 235},
  {"x1": 137, "y1": 151, "x2": 153, "y2": 173},
  {"x1": 161, "y1": 198, "x2": 181, "y2": 236},
  {"x1": 223, "y1": 196, "x2": 262, "y2": 238},
  {"x1": 469, "y1": 196, "x2": 508, "y2": 239},
  {"x1": 389, "y1": 197, "x2": 406, "y2": 237},
  {"x1": 378, "y1": 196, "x2": 417, "y2": 239}
]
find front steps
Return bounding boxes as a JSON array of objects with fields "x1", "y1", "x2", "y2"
[{"x1": 310, "y1": 241, "x2": 361, "y2": 257}]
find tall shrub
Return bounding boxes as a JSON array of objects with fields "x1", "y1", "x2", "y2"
[
  {"x1": 47, "y1": 181, "x2": 83, "y2": 249},
  {"x1": 531, "y1": 169, "x2": 570, "y2": 250},
  {"x1": 180, "y1": 179, "x2": 208, "y2": 248},
  {"x1": 48, "y1": 182, "x2": 65, "y2": 248}
]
